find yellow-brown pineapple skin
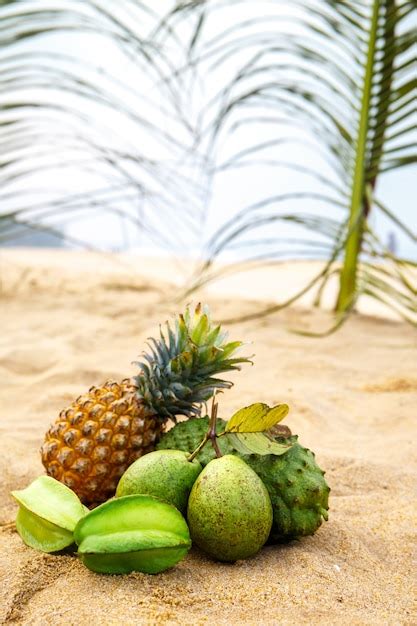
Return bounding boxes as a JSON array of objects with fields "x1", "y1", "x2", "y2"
[{"x1": 41, "y1": 379, "x2": 163, "y2": 504}]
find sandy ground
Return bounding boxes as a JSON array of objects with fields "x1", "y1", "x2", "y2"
[{"x1": 0, "y1": 249, "x2": 416, "y2": 625}]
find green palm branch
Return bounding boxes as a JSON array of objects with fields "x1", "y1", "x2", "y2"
[{"x1": 168, "y1": 0, "x2": 416, "y2": 329}]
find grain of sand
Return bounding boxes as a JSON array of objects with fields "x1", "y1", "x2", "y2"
[{"x1": 0, "y1": 250, "x2": 416, "y2": 625}]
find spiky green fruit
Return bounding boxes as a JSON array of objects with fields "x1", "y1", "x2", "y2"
[
  {"x1": 239, "y1": 446, "x2": 330, "y2": 542},
  {"x1": 157, "y1": 417, "x2": 330, "y2": 542}
]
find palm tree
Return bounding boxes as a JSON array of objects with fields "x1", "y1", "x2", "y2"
[{"x1": 1, "y1": 1, "x2": 415, "y2": 328}]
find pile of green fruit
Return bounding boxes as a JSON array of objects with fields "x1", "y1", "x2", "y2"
[{"x1": 11, "y1": 401, "x2": 330, "y2": 574}]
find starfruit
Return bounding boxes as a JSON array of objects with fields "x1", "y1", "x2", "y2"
[
  {"x1": 74, "y1": 494, "x2": 191, "y2": 574},
  {"x1": 11, "y1": 475, "x2": 87, "y2": 552}
]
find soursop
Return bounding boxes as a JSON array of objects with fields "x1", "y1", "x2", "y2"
[{"x1": 157, "y1": 417, "x2": 330, "y2": 542}]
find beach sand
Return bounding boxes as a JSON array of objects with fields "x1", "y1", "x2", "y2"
[{"x1": 0, "y1": 249, "x2": 416, "y2": 625}]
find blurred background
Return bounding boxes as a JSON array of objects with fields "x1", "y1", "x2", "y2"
[{"x1": 1, "y1": 0, "x2": 416, "y2": 324}]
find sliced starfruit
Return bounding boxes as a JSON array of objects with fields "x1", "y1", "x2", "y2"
[
  {"x1": 11, "y1": 475, "x2": 87, "y2": 553},
  {"x1": 74, "y1": 494, "x2": 191, "y2": 574}
]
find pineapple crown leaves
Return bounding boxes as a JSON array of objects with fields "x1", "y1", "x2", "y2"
[{"x1": 133, "y1": 304, "x2": 252, "y2": 420}]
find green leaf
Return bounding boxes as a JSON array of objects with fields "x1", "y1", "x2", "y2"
[
  {"x1": 190, "y1": 311, "x2": 209, "y2": 345},
  {"x1": 225, "y1": 402, "x2": 289, "y2": 433},
  {"x1": 226, "y1": 432, "x2": 292, "y2": 456}
]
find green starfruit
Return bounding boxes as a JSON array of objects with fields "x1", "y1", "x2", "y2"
[
  {"x1": 11, "y1": 475, "x2": 87, "y2": 552},
  {"x1": 74, "y1": 494, "x2": 191, "y2": 574}
]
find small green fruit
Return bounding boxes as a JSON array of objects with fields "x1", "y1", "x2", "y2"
[
  {"x1": 11, "y1": 475, "x2": 87, "y2": 552},
  {"x1": 74, "y1": 494, "x2": 191, "y2": 574},
  {"x1": 116, "y1": 450, "x2": 202, "y2": 514},
  {"x1": 187, "y1": 455, "x2": 272, "y2": 562},
  {"x1": 158, "y1": 417, "x2": 330, "y2": 541}
]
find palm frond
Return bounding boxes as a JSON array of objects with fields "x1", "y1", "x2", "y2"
[
  {"x1": 168, "y1": 0, "x2": 416, "y2": 326},
  {"x1": 0, "y1": 0, "x2": 205, "y2": 250}
]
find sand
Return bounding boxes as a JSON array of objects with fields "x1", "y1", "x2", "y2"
[{"x1": 0, "y1": 249, "x2": 416, "y2": 625}]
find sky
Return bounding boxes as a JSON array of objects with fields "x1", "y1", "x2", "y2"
[{"x1": 1, "y1": 0, "x2": 416, "y2": 261}]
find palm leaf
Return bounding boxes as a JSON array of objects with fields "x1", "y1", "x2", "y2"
[
  {"x1": 0, "y1": 0, "x2": 204, "y2": 249},
  {"x1": 167, "y1": 0, "x2": 416, "y2": 327}
]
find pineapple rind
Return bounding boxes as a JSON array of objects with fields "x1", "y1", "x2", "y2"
[
  {"x1": 41, "y1": 380, "x2": 162, "y2": 505},
  {"x1": 157, "y1": 417, "x2": 330, "y2": 542}
]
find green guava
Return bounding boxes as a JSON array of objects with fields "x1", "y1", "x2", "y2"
[
  {"x1": 187, "y1": 455, "x2": 272, "y2": 562},
  {"x1": 116, "y1": 449, "x2": 202, "y2": 513}
]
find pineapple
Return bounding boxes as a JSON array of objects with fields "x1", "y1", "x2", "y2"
[{"x1": 41, "y1": 304, "x2": 249, "y2": 505}]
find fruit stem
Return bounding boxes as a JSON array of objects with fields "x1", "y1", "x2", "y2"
[
  {"x1": 208, "y1": 396, "x2": 223, "y2": 458},
  {"x1": 187, "y1": 394, "x2": 223, "y2": 462},
  {"x1": 187, "y1": 433, "x2": 210, "y2": 463}
]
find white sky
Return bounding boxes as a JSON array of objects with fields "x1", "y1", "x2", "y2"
[{"x1": 1, "y1": 0, "x2": 416, "y2": 260}]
